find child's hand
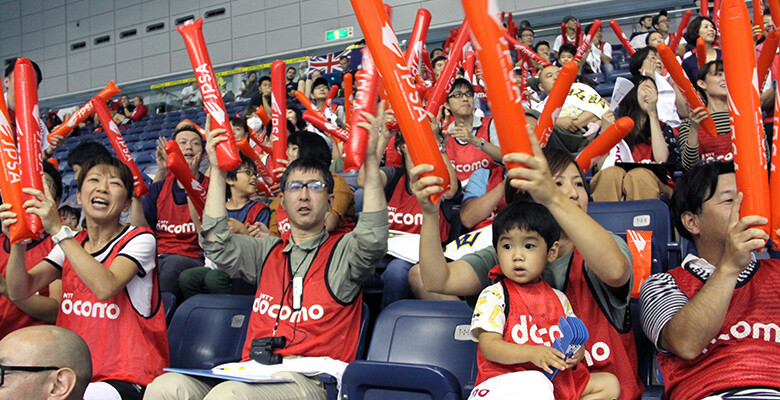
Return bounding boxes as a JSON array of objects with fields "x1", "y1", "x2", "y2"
[
  {"x1": 530, "y1": 345, "x2": 567, "y2": 374},
  {"x1": 566, "y1": 347, "x2": 585, "y2": 368}
]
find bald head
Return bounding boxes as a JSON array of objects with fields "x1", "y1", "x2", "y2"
[{"x1": 0, "y1": 326, "x2": 91, "y2": 400}]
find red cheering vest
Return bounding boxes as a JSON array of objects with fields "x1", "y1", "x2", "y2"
[
  {"x1": 386, "y1": 171, "x2": 450, "y2": 239},
  {"x1": 0, "y1": 234, "x2": 54, "y2": 339},
  {"x1": 699, "y1": 127, "x2": 733, "y2": 163},
  {"x1": 155, "y1": 172, "x2": 209, "y2": 258},
  {"x1": 275, "y1": 206, "x2": 354, "y2": 242},
  {"x1": 232, "y1": 201, "x2": 268, "y2": 225},
  {"x1": 567, "y1": 250, "x2": 644, "y2": 400},
  {"x1": 242, "y1": 233, "x2": 362, "y2": 362},
  {"x1": 476, "y1": 271, "x2": 589, "y2": 400},
  {"x1": 658, "y1": 260, "x2": 780, "y2": 400},
  {"x1": 472, "y1": 166, "x2": 507, "y2": 231},
  {"x1": 57, "y1": 228, "x2": 169, "y2": 386},
  {"x1": 445, "y1": 117, "x2": 497, "y2": 184}
]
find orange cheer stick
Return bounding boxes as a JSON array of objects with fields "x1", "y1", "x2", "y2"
[
  {"x1": 91, "y1": 99, "x2": 149, "y2": 198},
  {"x1": 609, "y1": 20, "x2": 636, "y2": 55},
  {"x1": 302, "y1": 111, "x2": 350, "y2": 142},
  {"x1": 535, "y1": 62, "x2": 579, "y2": 147},
  {"x1": 346, "y1": 48, "x2": 380, "y2": 172},
  {"x1": 771, "y1": 87, "x2": 780, "y2": 248},
  {"x1": 504, "y1": 34, "x2": 552, "y2": 68},
  {"x1": 461, "y1": 0, "x2": 531, "y2": 169},
  {"x1": 235, "y1": 137, "x2": 273, "y2": 197},
  {"x1": 180, "y1": 118, "x2": 206, "y2": 139},
  {"x1": 164, "y1": 140, "x2": 205, "y2": 217},
  {"x1": 770, "y1": 0, "x2": 780, "y2": 27},
  {"x1": 177, "y1": 18, "x2": 241, "y2": 172},
  {"x1": 295, "y1": 90, "x2": 328, "y2": 121},
  {"x1": 253, "y1": 105, "x2": 271, "y2": 127},
  {"x1": 575, "y1": 117, "x2": 635, "y2": 173},
  {"x1": 47, "y1": 81, "x2": 120, "y2": 145},
  {"x1": 343, "y1": 73, "x2": 354, "y2": 124},
  {"x1": 696, "y1": 38, "x2": 707, "y2": 67},
  {"x1": 702, "y1": 0, "x2": 709, "y2": 17},
  {"x1": 657, "y1": 43, "x2": 718, "y2": 137},
  {"x1": 270, "y1": 60, "x2": 288, "y2": 183},
  {"x1": 426, "y1": 19, "x2": 471, "y2": 116},
  {"x1": 722, "y1": 0, "x2": 771, "y2": 232},
  {"x1": 351, "y1": 0, "x2": 451, "y2": 203},
  {"x1": 754, "y1": 0, "x2": 765, "y2": 36},
  {"x1": 0, "y1": 87, "x2": 35, "y2": 244},
  {"x1": 14, "y1": 58, "x2": 44, "y2": 239},
  {"x1": 574, "y1": 19, "x2": 602, "y2": 63},
  {"x1": 669, "y1": 10, "x2": 693, "y2": 53},
  {"x1": 405, "y1": 8, "x2": 432, "y2": 76},
  {"x1": 758, "y1": 29, "x2": 780, "y2": 89}
]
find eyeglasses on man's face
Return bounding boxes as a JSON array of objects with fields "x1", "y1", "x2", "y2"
[
  {"x1": 284, "y1": 180, "x2": 327, "y2": 192},
  {"x1": 448, "y1": 91, "x2": 475, "y2": 99}
]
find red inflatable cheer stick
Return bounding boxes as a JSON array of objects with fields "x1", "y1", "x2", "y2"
[
  {"x1": 235, "y1": 137, "x2": 272, "y2": 197},
  {"x1": 295, "y1": 90, "x2": 330, "y2": 124},
  {"x1": 405, "y1": 9, "x2": 432, "y2": 77},
  {"x1": 574, "y1": 19, "x2": 602, "y2": 63},
  {"x1": 535, "y1": 62, "x2": 579, "y2": 147},
  {"x1": 758, "y1": 29, "x2": 780, "y2": 89},
  {"x1": 754, "y1": 0, "x2": 765, "y2": 36},
  {"x1": 721, "y1": 0, "x2": 771, "y2": 232},
  {"x1": 91, "y1": 99, "x2": 148, "y2": 197},
  {"x1": 351, "y1": 0, "x2": 451, "y2": 203},
  {"x1": 426, "y1": 19, "x2": 471, "y2": 116},
  {"x1": 180, "y1": 118, "x2": 206, "y2": 139},
  {"x1": 325, "y1": 85, "x2": 339, "y2": 112},
  {"x1": 422, "y1": 48, "x2": 436, "y2": 83},
  {"x1": 771, "y1": 87, "x2": 780, "y2": 247},
  {"x1": 714, "y1": 0, "x2": 722, "y2": 29},
  {"x1": 177, "y1": 19, "x2": 241, "y2": 172},
  {"x1": 164, "y1": 140, "x2": 205, "y2": 217},
  {"x1": 702, "y1": 0, "x2": 709, "y2": 17},
  {"x1": 609, "y1": 20, "x2": 636, "y2": 55},
  {"x1": 302, "y1": 111, "x2": 350, "y2": 142},
  {"x1": 575, "y1": 117, "x2": 635, "y2": 173},
  {"x1": 248, "y1": 129, "x2": 273, "y2": 157},
  {"x1": 657, "y1": 43, "x2": 718, "y2": 137},
  {"x1": 343, "y1": 73, "x2": 354, "y2": 125},
  {"x1": 270, "y1": 60, "x2": 288, "y2": 181},
  {"x1": 575, "y1": 22, "x2": 582, "y2": 46},
  {"x1": 669, "y1": 10, "x2": 693, "y2": 54},
  {"x1": 345, "y1": 48, "x2": 380, "y2": 172},
  {"x1": 696, "y1": 38, "x2": 707, "y2": 67},
  {"x1": 504, "y1": 35, "x2": 552, "y2": 67},
  {"x1": 561, "y1": 23, "x2": 569, "y2": 44},
  {"x1": 47, "y1": 81, "x2": 120, "y2": 145},
  {"x1": 13, "y1": 58, "x2": 44, "y2": 239},
  {"x1": 462, "y1": 0, "x2": 532, "y2": 169},
  {"x1": 770, "y1": 0, "x2": 780, "y2": 28},
  {"x1": 253, "y1": 105, "x2": 271, "y2": 127},
  {"x1": 464, "y1": 51, "x2": 476, "y2": 84},
  {"x1": 0, "y1": 88, "x2": 35, "y2": 243}
]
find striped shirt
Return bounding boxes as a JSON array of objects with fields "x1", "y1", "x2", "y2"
[{"x1": 677, "y1": 110, "x2": 731, "y2": 170}]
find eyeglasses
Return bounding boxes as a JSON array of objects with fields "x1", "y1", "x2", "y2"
[
  {"x1": 284, "y1": 180, "x2": 327, "y2": 192},
  {"x1": 0, "y1": 365, "x2": 59, "y2": 386},
  {"x1": 448, "y1": 91, "x2": 474, "y2": 99}
]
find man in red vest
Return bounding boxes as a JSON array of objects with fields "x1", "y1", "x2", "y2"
[
  {"x1": 640, "y1": 161, "x2": 780, "y2": 400},
  {"x1": 145, "y1": 110, "x2": 388, "y2": 398}
]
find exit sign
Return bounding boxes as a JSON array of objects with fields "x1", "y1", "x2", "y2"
[{"x1": 325, "y1": 27, "x2": 354, "y2": 41}]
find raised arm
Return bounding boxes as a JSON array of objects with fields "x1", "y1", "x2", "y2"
[{"x1": 356, "y1": 104, "x2": 387, "y2": 214}]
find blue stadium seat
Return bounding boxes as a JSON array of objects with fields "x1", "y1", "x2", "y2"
[
  {"x1": 167, "y1": 294, "x2": 254, "y2": 369},
  {"x1": 161, "y1": 292, "x2": 177, "y2": 325},
  {"x1": 341, "y1": 300, "x2": 477, "y2": 400},
  {"x1": 135, "y1": 153, "x2": 155, "y2": 165}
]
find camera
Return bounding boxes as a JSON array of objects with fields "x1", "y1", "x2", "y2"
[{"x1": 249, "y1": 336, "x2": 287, "y2": 365}]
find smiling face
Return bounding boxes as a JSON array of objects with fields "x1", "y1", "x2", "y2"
[
  {"x1": 76, "y1": 165, "x2": 130, "y2": 222},
  {"x1": 699, "y1": 19, "x2": 717, "y2": 44},
  {"x1": 496, "y1": 228, "x2": 558, "y2": 284},
  {"x1": 175, "y1": 130, "x2": 204, "y2": 174},
  {"x1": 698, "y1": 63, "x2": 727, "y2": 98},
  {"x1": 647, "y1": 32, "x2": 664, "y2": 48},
  {"x1": 536, "y1": 44, "x2": 550, "y2": 61},
  {"x1": 688, "y1": 173, "x2": 736, "y2": 248},
  {"x1": 280, "y1": 168, "x2": 333, "y2": 233},
  {"x1": 227, "y1": 166, "x2": 258, "y2": 198},
  {"x1": 637, "y1": 79, "x2": 658, "y2": 112}
]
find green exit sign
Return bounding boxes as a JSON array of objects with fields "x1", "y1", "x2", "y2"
[{"x1": 325, "y1": 27, "x2": 354, "y2": 41}]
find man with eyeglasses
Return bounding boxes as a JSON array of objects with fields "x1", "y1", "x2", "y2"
[
  {"x1": 0, "y1": 325, "x2": 92, "y2": 400},
  {"x1": 145, "y1": 110, "x2": 388, "y2": 399}
]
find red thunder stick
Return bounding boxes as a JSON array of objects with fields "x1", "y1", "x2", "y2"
[
  {"x1": 758, "y1": 29, "x2": 780, "y2": 89},
  {"x1": 535, "y1": 62, "x2": 579, "y2": 147},
  {"x1": 771, "y1": 87, "x2": 780, "y2": 248},
  {"x1": 575, "y1": 22, "x2": 582, "y2": 46},
  {"x1": 574, "y1": 19, "x2": 602, "y2": 63},
  {"x1": 295, "y1": 90, "x2": 330, "y2": 123},
  {"x1": 461, "y1": 0, "x2": 532, "y2": 168},
  {"x1": 657, "y1": 43, "x2": 718, "y2": 137},
  {"x1": 464, "y1": 51, "x2": 476, "y2": 84},
  {"x1": 325, "y1": 85, "x2": 339, "y2": 112},
  {"x1": 422, "y1": 48, "x2": 436, "y2": 82},
  {"x1": 754, "y1": 0, "x2": 765, "y2": 36},
  {"x1": 164, "y1": 140, "x2": 206, "y2": 217},
  {"x1": 0, "y1": 87, "x2": 35, "y2": 244},
  {"x1": 504, "y1": 34, "x2": 552, "y2": 67},
  {"x1": 270, "y1": 60, "x2": 288, "y2": 182},
  {"x1": 561, "y1": 22, "x2": 569, "y2": 44},
  {"x1": 177, "y1": 19, "x2": 241, "y2": 171},
  {"x1": 669, "y1": 10, "x2": 693, "y2": 53},
  {"x1": 405, "y1": 9, "x2": 432, "y2": 76},
  {"x1": 345, "y1": 48, "x2": 380, "y2": 172},
  {"x1": 609, "y1": 20, "x2": 636, "y2": 55},
  {"x1": 91, "y1": 99, "x2": 148, "y2": 197},
  {"x1": 426, "y1": 19, "x2": 471, "y2": 116},
  {"x1": 47, "y1": 81, "x2": 120, "y2": 145},
  {"x1": 702, "y1": 0, "x2": 709, "y2": 17},
  {"x1": 235, "y1": 137, "x2": 273, "y2": 197},
  {"x1": 343, "y1": 73, "x2": 354, "y2": 125},
  {"x1": 696, "y1": 38, "x2": 707, "y2": 67},
  {"x1": 770, "y1": 0, "x2": 780, "y2": 27},
  {"x1": 254, "y1": 105, "x2": 271, "y2": 126},
  {"x1": 302, "y1": 111, "x2": 350, "y2": 142},
  {"x1": 248, "y1": 129, "x2": 273, "y2": 157},
  {"x1": 575, "y1": 117, "x2": 635, "y2": 173},
  {"x1": 180, "y1": 118, "x2": 206, "y2": 139},
  {"x1": 721, "y1": 0, "x2": 771, "y2": 233},
  {"x1": 13, "y1": 58, "x2": 44, "y2": 239},
  {"x1": 714, "y1": 0, "x2": 722, "y2": 29},
  {"x1": 351, "y1": 0, "x2": 451, "y2": 203}
]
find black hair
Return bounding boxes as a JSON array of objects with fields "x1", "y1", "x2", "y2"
[
  {"x1": 67, "y1": 141, "x2": 111, "y2": 171},
  {"x1": 58, "y1": 204, "x2": 81, "y2": 221},
  {"x1": 229, "y1": 116, "x2": 249, "y2": 134},
  {"x1": 288, "y1": 131, "x2": 332, "y2": 165},
  {"x1": 492, "y1": 200, "x2": 561, "y2": 251},
  {"x1": 618, "y1": 75, "x2": 657, "y2": 148},
  {"x1": 225, "y1": 154, "x2": 256, "y2": 200},
  {"x1": 448, "y1": 78, "x2": 475, "y2": 96},
  {"x1": 259, "y1": 75, "x2": 271, "y2": 86},
  {"x1": 43, "y1": 161, "x2": 63, "y2": 201},
  {"x1": 684, "y1": 16, "x2": 717, "y2": 45},
  {"x1": 432, "y1": 56, "x2": 447, "y2": 67},
  {"x1": 671, "y1": 161, "x2": 734, "y2": 241},
  {"x1": 4, "y1": 58, "x2": 42, "y2": 85},
  {"x1": 558, "y1": 43, "x2": 577, "y2": 57},
  {"x1": 279, "y1": 157, "x2": 334, "y2": 194},
  {"x1": 629, "y1": 47, "x2": 658, "y2": 77},
  {"x1": 505, "y1": 147, "x2": 586, "y2": 204},
  {"x1": 694, "y1": 60, "x2": 724, "y2": 105},
  {"x1": 77, "y1": 157, "x2": 134, "y2": 201},
  {"x1": 518, "y1": 27, "x2": 534, "y2": 38},
  {"x1": 171, "y1": 124, "x2": 204, "y2": 145},
  {"x1": 652, "y1": 10, "x2": 668, "y2": 27},
  {"x1": 286, "y1": 102, "x2": 306, "y2": 131},
  {"x1": 287, "y1": 66, "x2": 296, "y2": 72},
  {"x1": 645, "y1": 30, "x2": 663, "y2": 47},
  {"x1": 533, "y1": 41, "x2": 550, "y2": 54}
]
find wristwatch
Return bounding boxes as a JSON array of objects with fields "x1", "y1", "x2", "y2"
[
  {"x1": 52, "y1": 226, "x2": 76, "y2": 244},
  {"x1": 477, "y1": 138, "x2": 486, "y2": 149}
]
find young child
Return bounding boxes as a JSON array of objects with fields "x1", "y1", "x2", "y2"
[
  {"x1": 556, "y1": 43, "x2": 577, "y2": 67},
  {"x1": 470, "y1": 201, "x2": 620, "y2": 400},
  {"x1": 58, "y1": 205, "x2": 81, "y2": 230}
]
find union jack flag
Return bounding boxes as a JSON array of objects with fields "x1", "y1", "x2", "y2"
[{"x1": 307, "y1": 50, "x2": 350, "y2": 74}]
